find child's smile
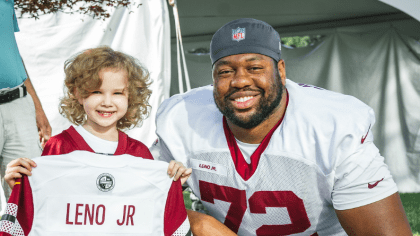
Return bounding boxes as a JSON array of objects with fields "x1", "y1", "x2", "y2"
[{"x1": 97, "y1": 111, "x2": 116, "y2": 117}]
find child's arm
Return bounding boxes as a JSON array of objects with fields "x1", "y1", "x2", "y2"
[
  {"x1": 167, "y1": 160, "x2": 192, "y2": 185},
  {"x1": 4, "y1": 158, "x2": 37, "y2": 189}
]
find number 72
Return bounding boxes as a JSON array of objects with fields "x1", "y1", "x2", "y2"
[{"x1": 199, "y1": 181, "x2": 313, "y2": 235}]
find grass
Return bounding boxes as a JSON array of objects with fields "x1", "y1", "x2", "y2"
[
  {"x1": 184, "y1": 191, "x2": 420, "y2": 235},
  {"x1": 400, "y1": 193, "x2": 420, "y2": 235},
  {"x1": 183, "y1": 191, "x2": 192, "y2": 210}
]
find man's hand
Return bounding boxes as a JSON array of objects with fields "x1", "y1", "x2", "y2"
[
  {"x1": 167, "y1": 160, "x2": 192, "y2": 185},
  {"x1": 4, "y1": 158, "x2": 37, "y2": 189},
  {"x1": 36, "y1": 108, "x2": 51, "y2": 148}
]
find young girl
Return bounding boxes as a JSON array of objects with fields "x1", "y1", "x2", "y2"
[{"x1": 5, "y1": 46, "x2": 191, "y2": 187}]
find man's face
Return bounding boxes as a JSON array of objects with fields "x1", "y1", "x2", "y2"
[{"x1": 212, "y1": 53, "x2": 285, "y2": 129}]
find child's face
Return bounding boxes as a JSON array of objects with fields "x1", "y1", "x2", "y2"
[{"x1": 78, "y1": 68, "x2": 129, "y2": 131}]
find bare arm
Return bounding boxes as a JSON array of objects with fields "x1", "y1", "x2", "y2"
[
  {"x1": 187, "y1": 209, "x2": 237, "y2": 236},
  {"x1": 22, "y1": 60, "x2": 51, "y2": 147},
  {"x1": 336, "y1": 193, "x2": 412, "y2": 236}
]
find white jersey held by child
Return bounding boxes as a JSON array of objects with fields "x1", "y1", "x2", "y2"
[{"x1": 0, "y1": 151, "x2": 190, "y2": 236}]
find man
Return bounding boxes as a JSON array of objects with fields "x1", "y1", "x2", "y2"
[
  {"x1": 0, "y1": 0, "x2": 51, "y2": 211},
  {"x1": 151, "y1": 18, "x2": 412, "y2": 235}
]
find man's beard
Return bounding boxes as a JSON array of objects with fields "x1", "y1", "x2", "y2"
[{"x1": 214, "y1": 75, "x2": 283, "y2": 129}]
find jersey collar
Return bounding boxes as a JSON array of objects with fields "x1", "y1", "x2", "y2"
[
  {"x1": 66, "y1": 126, "x2": 128, "y2": 155},
  {"x1": 223, "y1": 90, "x2": 289, "y2": 181}
]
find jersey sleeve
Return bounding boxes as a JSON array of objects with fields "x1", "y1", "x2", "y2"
[
  {"x1": 163, "y1": 180, "x2": 191, "y2": 236},
  {"x1": 0, "y1": 176, "x2": 34, "y2": 236},
  {"x1": 332, "y1": 141, "x2": 398, "y2": 210}
]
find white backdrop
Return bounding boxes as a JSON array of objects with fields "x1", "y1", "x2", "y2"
[
  {"x1": 282, "y1": 22, "x2": 420, "y2": 192},
  {"x1": 15, "y1": 0, "x2": 170, "y2": 147}
]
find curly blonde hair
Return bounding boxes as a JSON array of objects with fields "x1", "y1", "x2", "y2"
[{"x1": 60, "y1": 46, "x2": 151, "y2": 130}]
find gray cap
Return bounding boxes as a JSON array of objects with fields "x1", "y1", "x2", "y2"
[{"x1": 210, "y1": 18, "x2": 281, "y2": 65}]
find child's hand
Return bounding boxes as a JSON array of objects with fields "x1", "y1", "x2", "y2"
[
  {"x1": 167, "y1": 161, "x2": 192, "y2": 185},
  {"x1": 4, "y1": 158, "x2": 37, "y2": 189}
]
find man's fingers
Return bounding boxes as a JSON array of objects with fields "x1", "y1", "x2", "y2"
[
  {"x1": 38, "y1": 130, "x2": 43, "y2": 143},
  {"x1": 42, "y1": 124, "x2": 52, "y2": 141},
  {"x1": 39, "y1": 125, "x2": 51, "y2": 142},
  {"x1": 36, "y1": 112, "x2": 51, "y2": 143}
]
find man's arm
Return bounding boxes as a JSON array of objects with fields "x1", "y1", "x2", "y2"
[
  {"x1": 187, "y1": 209, "x2": 237, "y2": 236},
  {"x1": 336, "y1": 193, "x2": 412, "y2": 235},
  {"x1": 22, "y1": 61, "x2": 51, "y2": 147}
]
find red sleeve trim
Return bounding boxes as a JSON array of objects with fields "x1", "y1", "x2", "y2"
[
  {"x1": 17, "y1": 176, "x2": 33, "y2": 235},
  {"x1": 0, "y1": 176, "x2": 34, "y2": 236},
  {"x1": 163, "y1": 180, "x2": 188, "y2": 236}
]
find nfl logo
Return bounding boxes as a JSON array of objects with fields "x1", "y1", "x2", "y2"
[{"x1": 232, "y1": 27, "x2": 245, "y2": 42}]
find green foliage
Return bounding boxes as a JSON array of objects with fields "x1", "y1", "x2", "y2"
[
  {"x1": 281, "y1": 35, "x2": 324, "y2": 48},
  {"x1": 282, "y1": 36, "x2": 311, "y2": 48},
  {"x1": 14, "y1": 0, "x2": 139, "y2": 20}
]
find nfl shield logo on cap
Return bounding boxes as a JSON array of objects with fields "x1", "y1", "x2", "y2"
[{"x1": 232, "y1": 27, "x2": 245, "y2": 42}]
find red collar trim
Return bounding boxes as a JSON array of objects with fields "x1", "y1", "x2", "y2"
[
  {"x1": 223, "y1": 90, "x2": 289, "y2": 181},
  {"x1": 114, "y1": 131, "x2": 128, "y2": 155},
  {"x1": 65, "y1": 126, "x2": 95, "y2": 152},
  {"x1": 66, "y1": 126, "x2": 128, "y2": 155}
]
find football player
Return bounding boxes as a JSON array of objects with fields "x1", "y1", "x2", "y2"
[{"x1": 151, "y1": 18, "x2": 412, "y2": 235}]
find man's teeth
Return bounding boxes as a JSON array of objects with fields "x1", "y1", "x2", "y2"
[{"x1": 235, "y1": 96, "x2": 253, "y2": 103}]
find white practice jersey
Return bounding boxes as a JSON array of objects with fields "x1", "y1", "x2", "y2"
[
  {"x1": 0, "y1": 151, "x2": 190, "y2": 236},
  {"x1": 151, "y1": 79, "x2": 398, "y2": 236}
]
